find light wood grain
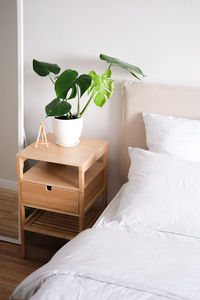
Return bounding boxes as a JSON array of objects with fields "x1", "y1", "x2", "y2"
[
  {"x1": 84, "y1": 172, "x2": 103, "y2": 210},
  {"x1": 35, "y1": 122, "x2": 49, "y2": 148},
  {"x1": 21, "y1": 181, "x2": 78, "y2": 214},
  {"x1": 23, "y1": 205, "x2": 102, "y2": 240},
  {"x1": 102, "y1": 144, "x2": 108, "y2": 208},
  {"x1": 0, "y1": 235, "x2": 66, "y2": 300},
  {"x1": 17, "y1": 134, "x2": 108, "y2": 169},
  {"x1": 78, "y1": 167, "x2": 85, "y2": 232},
  {"x1": 84, "y1": 187, "x2": 105, "y2": 214},
  {"x1": 0, "y1": 188, "x2": 18, "y2": 239},
  {"x1": 0, "y1": 241, "x2": 42, "y2": 300},
  {"x1": 24, "y1": 210, "x2": 79, "y2": 239},
  {"x1": 22, "y1": 161, "x2": 103, "y2": 190},
  {"x1": 17, "y1": 136, "x2": 108, "y2": 257}
]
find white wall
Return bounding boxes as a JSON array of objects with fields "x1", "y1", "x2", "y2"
[
  {"x1": 0, "y1": 0, "x2": 18, "y2": 182},
  {"x1": 24, "y1": 0, "x2": 200, "y2": 201}
]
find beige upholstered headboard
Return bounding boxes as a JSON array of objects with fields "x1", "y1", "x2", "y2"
[{"x1": 120, "y1": 82, "x2": 200, "y2": 183}]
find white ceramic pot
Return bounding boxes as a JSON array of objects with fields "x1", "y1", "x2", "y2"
[{"x1": 52, "y1": 117, "x2": 83, "y2": 147}]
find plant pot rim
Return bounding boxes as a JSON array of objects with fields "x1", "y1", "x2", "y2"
[{"x1": 54, "y1": 116, "x2": 83, "y2": 121}]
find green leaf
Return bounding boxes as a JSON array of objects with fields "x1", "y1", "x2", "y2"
[
  {"x1": 55, "y1": 69, "x2": 92, "y2": 100},
  {"x1": 88, "y1": 69, "x2": 114, "y2": 107},
  {"x1": 67, "y1": 74, "x2": 92, "y2": 99},
  {"x1": 55, "y1": 69, "x2": 78, "y2": 99},
  {"x1": 68, "y1": 85, "x2": 77, "y2": 99},
  {"x1": 76, "y1": 74, "x2": 92, "y2": 97},
  {"x1": 99, "y1": 54, "x2": 145, "y2": 79},
  {"x1": 45, "y1": 98, "x2": 71, "y2": 117},
  {"x1": 33, "y1": 59, "x2": 60, "y2": 77}
]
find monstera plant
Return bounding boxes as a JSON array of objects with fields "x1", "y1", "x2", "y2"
[
  {"x1": 80, "y1": 53, "x2": 145, "y2": 116},
  {"x1": 33, "y1": 54, "x2": 144, "y2": 146}
]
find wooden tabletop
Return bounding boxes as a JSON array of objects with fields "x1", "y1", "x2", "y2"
[{"x1": 17, "y1": 134, "x2": 108, "y2": 169}]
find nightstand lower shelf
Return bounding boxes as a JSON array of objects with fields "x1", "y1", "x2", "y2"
[{"x1": 24, "y1": 206, "x2": 103, "y2": 240}]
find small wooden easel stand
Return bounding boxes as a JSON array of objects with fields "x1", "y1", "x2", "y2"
[{"x1": 35, "y1": 122, "x2": 49, "y2": 148}]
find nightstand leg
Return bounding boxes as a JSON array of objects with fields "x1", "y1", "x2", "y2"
[
  {"x1": 102, "y1": 146, "x2": 108, "y2": 208},
  {"x1": 79, "y1": 168, "x2": 85, "y2": 232}
]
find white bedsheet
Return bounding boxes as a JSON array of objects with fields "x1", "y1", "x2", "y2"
[{"x1": 11, "y1": 227, "x2": 200, "y2": 300}]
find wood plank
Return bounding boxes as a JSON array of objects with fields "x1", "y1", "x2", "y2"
[
  {"x1": 25, "y1": 208, "x2": 42, "y2": 224},
  {"x1": 23, "y1": 204, "x2": 79, "y2": 217},
  {"x1": 22, "y1": 161, "x2": 103, "y2": 190},
  {"x1": 24, "y1": 225, "x2": 76, "y2": 239},
  {"x1": 84, "y1": 187, "x2": 105, "y2": 214},
  {"x1": 0, "y1": 217, "x2": 18, "y2": 239},
  {"x1": 102, "y1": 144, "x2": 108, "y2": 208},
  {"x1": 0, "y1": 241, "x2": 43, "y2": 299},
  {"x1": 0, "y1": 189, "x2": 18, "y2": 201},
  {"x1": 37, "y1": 215, "x2": 78, "y2": 227},
  {"x1": 22, "y1": 181, "x2": 78, "y2": 214},
  {"x1": 24, "y1": 210, "x2": 79, "y2": 239},
  {"x1": 17, "y1": 136, "x2": 108, "y2": 257},
  {"x1": 78, "y1": 167, "x2": 85, "y2": 232},
  {"x1": 0, "y1": 188, "x2": 18, "y2": 239},
  {"x1": 84, "y1": 202, "x2": 103, "y2": 229},
  {"x1": 84, "y1": 170, "x2": 103, "y2": 207},
  {"x1": 0, "y1": 235, "x2": 66, "y2": 300},
  {"x1": 0, "y1": 283, "x2": 15, "y2": 300},
  {"x1": 17, "y1": 134, "x2": 108, "y2": 168}
]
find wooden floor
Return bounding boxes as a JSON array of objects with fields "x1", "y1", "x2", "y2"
[
  {"x1": 0, "y1": 233, "x2": 66, "y2": 300},
  {"x1": 0, "y1": 188, "x2": 18, "y2": 239}
]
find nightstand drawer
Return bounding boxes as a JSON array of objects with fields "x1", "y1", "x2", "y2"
[{"x1": 21, "y1": 181, "x2": 78, "y2": 214}]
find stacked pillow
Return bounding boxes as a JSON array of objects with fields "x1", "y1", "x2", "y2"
[
  {"x1": 142, "y1": 112, "x2": 200, "y2": 162},
  {"x1": 125, "y1": 113, "x2": 200, "y2": 240}
]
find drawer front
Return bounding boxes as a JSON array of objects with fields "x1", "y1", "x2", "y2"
[{"x1": 21, "y1": 181, "x2": 78, "y2": 214}]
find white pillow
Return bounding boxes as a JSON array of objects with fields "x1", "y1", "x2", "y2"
[
  {"x1": 118, "y1": 148, "x2": 200, "y2": 239},
  {"x1": 142, "y1": 112, "x2": 200, "y2": 162}
]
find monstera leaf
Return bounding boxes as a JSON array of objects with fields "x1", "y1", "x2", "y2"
[
  {"x1": 55, "y1": 69, "x2": 92, "y2": 99},
  {"x1": 45, "y1": 98, "x2": 71, "y2": 117},
  {"x1": 100, "y1": 54, "x2": 144, "y2": 80},
  {"x1": 33, "y1": 59, "x2": 60, "y2": 77},
  {"x1": 88, "y1": 69, "x2": 114, "y2": 107}
]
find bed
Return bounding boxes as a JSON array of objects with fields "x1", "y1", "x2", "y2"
[{"x1": 11, "y1": 82, "x2": 200, "y2": 300}]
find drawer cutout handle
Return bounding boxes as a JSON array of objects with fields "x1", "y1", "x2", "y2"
[{"x1": 46, "y1": 185, "x2": 52, "y2": 191}]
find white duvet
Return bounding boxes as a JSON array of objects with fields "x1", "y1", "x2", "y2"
[
  {"x1": 11, "y1": 149, "x2": 200, "y2": 300},
  {"x1": 11, "y1": 226, "x2": 200, "y2": 300}
]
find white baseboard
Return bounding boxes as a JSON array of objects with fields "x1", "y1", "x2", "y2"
[{"x1": 0, "y1": 178, "x2": 18, "y2": 191}]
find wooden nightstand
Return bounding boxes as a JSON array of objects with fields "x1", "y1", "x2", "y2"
[{"x1": 16, "y1": 134, "x2": 108, "y2": 257}]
